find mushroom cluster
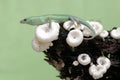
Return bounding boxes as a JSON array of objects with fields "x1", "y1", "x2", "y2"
[
  {"x1": 32, "y1": 20, "x2": 110, "y2": 51},
  {"x1": 30, "y1": 20, "x2": 120, "y2": 80},
  {"x1": 72, "y1": 53, "x2": 111, "y2": 79}
]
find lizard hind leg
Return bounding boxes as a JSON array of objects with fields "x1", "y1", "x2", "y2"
[
  {"x1": 69, "y1": 16, "x2": 81, "y2": 29},
  {"x1": 70, "y1": 16, "x2": 96, "y2": 40}
]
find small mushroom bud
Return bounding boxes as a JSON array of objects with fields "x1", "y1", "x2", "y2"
[
  {"x1": 99, "y1": 30, "x2": 109, "y2": 38},
  {"x1": 72, "y1": 61, "x2": 79, "y2": 66}
]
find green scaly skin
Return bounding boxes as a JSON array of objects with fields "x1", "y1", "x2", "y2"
[{"x1": 20, "y1": 14, "x2": 96, "y2": 40}]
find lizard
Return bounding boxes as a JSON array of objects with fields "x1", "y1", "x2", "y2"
[{"x1": 20, "y1": 14, "x2": 96, "y2": 40}]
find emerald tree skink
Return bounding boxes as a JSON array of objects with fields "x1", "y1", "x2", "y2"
[{"x1": 20, "y1": 14, "x2": 96, "y2": 39}]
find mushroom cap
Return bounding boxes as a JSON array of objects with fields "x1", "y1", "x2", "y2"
[
  {"x1": 78, "y1": 53, "x2": 91, "y2": 65},
  {"x1": 66, "y1": 29, "x2": 83, "y2": 47},
  {"x1": 97, "y1": 57, "x2": 111, "y2": 69},
  {"x1": 35, "y1": 22, "x2": 60, "y2": 43}
]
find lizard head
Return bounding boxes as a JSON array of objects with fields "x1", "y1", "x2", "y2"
[
  {"x1": 20, "y1": 17, "x2": 32, "y2": 24},
  {"x1": 20, "y1": 16, "x2": 45, "y2": 26}
]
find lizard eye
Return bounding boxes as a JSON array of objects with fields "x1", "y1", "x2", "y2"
[{"x1": 23, "y1": 19, "x2": 27, "y2": 21}]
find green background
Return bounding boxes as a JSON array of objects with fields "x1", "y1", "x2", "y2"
[{"x1": 0, "y1": 0, "x2": 120, "y2": 80}]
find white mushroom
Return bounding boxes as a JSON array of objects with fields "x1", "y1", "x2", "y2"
[
  {"x1": 97, "y1": 57, "x2": 111, "y2": 69},
  {"x1": 110, "y1": 27, "x2": 120, "y2": 39},
  {"x1": 96, "y1": 65, "x2": 107, "y2": 74},
  {"x1": 32, "y1": 38, "x2": 53, "y2": 52},
  {"x1": 66, "y1": 29, "x2": 83, "y2": 47},
  {"x1": 35, "y1": 21, "x2": 60, "y2": 43},
  {"x1": 63, "y1": 20, "x2": 76, "y2": 30},
  {"x1": 72, "y1": 61, "x2": 79, "y2": 66},
  {"x1": 99, "y1": 30, "x2": 109, "y2": 38},
  {"x1": 89, "y1": 64, "x2": 107, "y2": 79},
  {"x1": 82, "y1": 21, "x2": 103, "y2": 37},
  {"x1": 82, "y1": 26, "x2": 93, "y2": 37},
  {"x1": 92, "y1": 70, "x2": 103, "y2": 80},
  {"x1": 89, "y1": 64, "x2": 97, "y2": 76},
  {"x1": 63, "y1": 20, "x2": 83, "y2": 31},
  {"x1": 77, "y1": 53, "x2": 91, "y2": 65}
]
